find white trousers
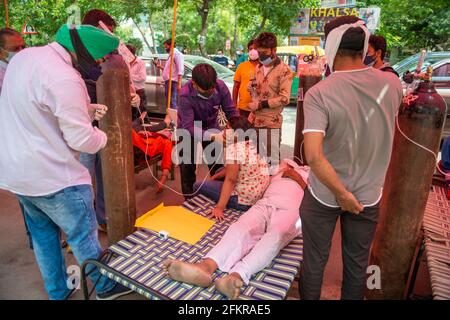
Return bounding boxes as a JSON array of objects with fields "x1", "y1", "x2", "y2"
[{"x1": 205, "y1": 199, "x2": 301, "y2": 284}]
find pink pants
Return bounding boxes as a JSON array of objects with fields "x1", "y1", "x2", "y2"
[{"x1": 205, "y1": 199, "x2": 301, "y2": 284}]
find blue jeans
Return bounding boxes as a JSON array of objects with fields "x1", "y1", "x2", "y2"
[
  {"x1": 442, "y1": 136, "x2": 450, "y2": 170},
  {"x1": 79, "y1": 152, "x2": 106, "y2": 225},
  {"x1": 194, "y1": 180, "x2": 251, "y2": 212},
  {"x1": 16, "y1": 185, "x2": 116, "y2": 300},
  {"x1": 164, "y1": 80, "x2": 178, "y2": 109}
]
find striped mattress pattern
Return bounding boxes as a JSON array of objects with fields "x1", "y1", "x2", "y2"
[
  {"x1": 422, "y1": 186, "x2": 450, "y2": 300},
  {"x1": 99, "y1": 194, "x2": 303, "y2": 300}
]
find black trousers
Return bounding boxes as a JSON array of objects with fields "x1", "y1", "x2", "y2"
[
  {"x1": 255, "y1": 127, "x2": 281, "y2": 165},
  {"x1": 298, "y1": 188, "x2": 379, "y2": 300},
  {"x1": 178, "y1": 137, "x2": 223, "y2": 198}
]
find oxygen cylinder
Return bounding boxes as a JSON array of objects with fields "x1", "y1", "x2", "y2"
[
  {"x1": 97, "y1": 54, "x2": 137, "y2": 245},
  {"x1": 294, "y1": 54, "x2": 322, "y2": 165},
  {"x1": 367, "y1": 68, "x2": 447, "y2": 299}
]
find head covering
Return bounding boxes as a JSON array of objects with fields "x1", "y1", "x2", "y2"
[
  {"x1": 55, "y1": 24, "x2": 119, "y2": 60},
  {"x1": 324, "y1": 20, "x2": 369, "y2": 73}
]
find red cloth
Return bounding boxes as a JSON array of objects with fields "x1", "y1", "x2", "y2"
[{"x1": 132, "y1": 129, "x2": 173, "y2": 170}]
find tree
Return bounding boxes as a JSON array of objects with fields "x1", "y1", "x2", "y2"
[
  {"x1": 0, "y1": 0, "x2": 146, "y2": 45},
  {"x1": 235, "y1": 0, "x2": 320, "y2": 40},
  {"x1": 197, "y1": 0, "x2": 213, "y2": 56},
  {"x1": 360, "y1": 0, "x2": 449, "y2": 55}
]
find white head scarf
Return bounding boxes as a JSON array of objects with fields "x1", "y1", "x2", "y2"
[{"x1": 324, "y1": 20, "x2": 370, "y2": 74}]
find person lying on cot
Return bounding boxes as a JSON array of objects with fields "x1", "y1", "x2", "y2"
[
  {"x1": 164, "y1": 159, "x2": 308, "y2": 299},
  {"x1": 132, "y1": 115, "x2": 173, "y2": 192},
  {"x1": 193, "y1": 115, "x2": 270, "y2": 218}
]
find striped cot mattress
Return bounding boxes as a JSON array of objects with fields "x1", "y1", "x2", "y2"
[
  {"x1": 422, "y1": 186, "x2": 450, "y2": 300},
  {"x1": 98, "y1": 194, "x2": 304, "y2": 300}
]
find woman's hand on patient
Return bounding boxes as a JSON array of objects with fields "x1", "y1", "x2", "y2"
[{"x1": 211, "y1": 207, "x2": 225, "y2": 222}]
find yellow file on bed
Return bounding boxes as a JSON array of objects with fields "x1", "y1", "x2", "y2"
[{"x1": 135, "y1": 203, "x2": 214, "y2": 245}]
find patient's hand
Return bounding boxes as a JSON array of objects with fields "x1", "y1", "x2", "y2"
[{"x1": 210, "y1": 207, "x2": 225, "y2": 222}]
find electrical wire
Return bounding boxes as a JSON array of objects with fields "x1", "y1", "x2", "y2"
[{"x1": 135, "y1": 106, "x2": 223, "y2": 197}]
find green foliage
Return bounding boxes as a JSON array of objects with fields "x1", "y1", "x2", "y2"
[
  {"x1": 1, "y1": 0, "x2": 448, "y2": 54},
  {"x1": 126, "y1": 37, "x2": 144, "y2": 55},
  {"x1": 361, "y1": 0, "x2": 449, "y2": 51}
]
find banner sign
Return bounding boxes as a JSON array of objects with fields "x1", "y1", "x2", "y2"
[
  {"x1": 290, "y1": 6, "x2": 381, "y2": 36},
  {"x1": 22, "y1": 24, "x2": 38, "y2": 35},
  {"x1": 289, "y1": 36, "x2": 321, "y2": 46}
]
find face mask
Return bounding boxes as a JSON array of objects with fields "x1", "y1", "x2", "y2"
[
  {"x1": 259, "y1": 52, "x2": 274, "y2": 66},
  {"x1": 364, "y1": 54, "x2": 376, "y2": 67},
  {"x1": 249, "y1": 49, "x2": 259, "y2": 61},
  {"x1": 198, "y1": 92, "x2": 214, "y2": 100},
  {"x1": 2, "y1": 49, "x2": 16, "y2": 63},
  {"x1": 196, "y1": 87, "x2": 214, "y2": 100},
  {"x1": 165, "y1": 47, "x2": 171, "y2": 53}
]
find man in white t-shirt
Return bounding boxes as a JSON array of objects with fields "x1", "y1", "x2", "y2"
[
  {"x1": 299, "y1": 16, "x2": 403, "y2": 300},
  {"x1": 154, "y1": 38, "x2": 184, "y2": 109}
]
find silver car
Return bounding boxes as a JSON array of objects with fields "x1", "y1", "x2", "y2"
[
  {"x1": 393, "y1": 53, "x2": 450, "y2": 141},
  {"x1": 141, "y1": 54, "x2": 235, "y2": 115}
]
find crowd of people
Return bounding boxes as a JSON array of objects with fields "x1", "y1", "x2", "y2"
[{"x1": 0, "y1": 8, "x2": 447, "y2": 301}]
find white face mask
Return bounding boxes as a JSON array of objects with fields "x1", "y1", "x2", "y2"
[
  {"x1": 249, "y1": 49, "x2": 259, "y2": 61},
  {"x1": 1, "y1": 49, "x2": 16, "y2": 63}
]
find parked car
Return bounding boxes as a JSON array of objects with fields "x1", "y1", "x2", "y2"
[
  {"x1": 392, "y1": 52, "x2": 450, "y2": 78},
  {"x1": 208, "y1": 54, "x2": 236, "y2": 70},
  {"x1": 393, "y1": 53, "x2": 450, "y2": 141},
  {"x1": 141, "y1": 54, "x2": 235, "y2": 115}
]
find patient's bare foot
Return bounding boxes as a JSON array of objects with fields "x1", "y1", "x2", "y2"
[
  {"x1": 215, "y1": 273, "x2": 243, "y2": 299},
  {"x1": 163, "y1": 259, "x2": 212, "y2": 287}
]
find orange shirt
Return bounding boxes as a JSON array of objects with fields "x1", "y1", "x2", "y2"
[{"x1": 233, "y1": 61, "x2": 256, "y2": 111}]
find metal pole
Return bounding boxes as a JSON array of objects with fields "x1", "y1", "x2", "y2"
[
  {"x1": 97, "y1": 54, "x2": 136, "y2": 245},
  {"x1": 166, "y1": 0, "x2": 178, "y2": 112}
]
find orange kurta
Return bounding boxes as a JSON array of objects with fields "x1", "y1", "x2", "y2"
[{"x1": 132, "y1": 129, "x2": 173, "y2": 170}]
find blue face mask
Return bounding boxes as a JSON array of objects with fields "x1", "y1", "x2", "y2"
[
  {"x1": 259, "y1": 53, "x2": 274, "y2": 66},
  {"x1": 364, "y1": 54, "x2": 376, "y2": 67}
]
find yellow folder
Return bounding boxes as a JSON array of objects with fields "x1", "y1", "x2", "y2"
[{"x1": 135, "y1": 203, "x2": 215, "y2": 245}]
